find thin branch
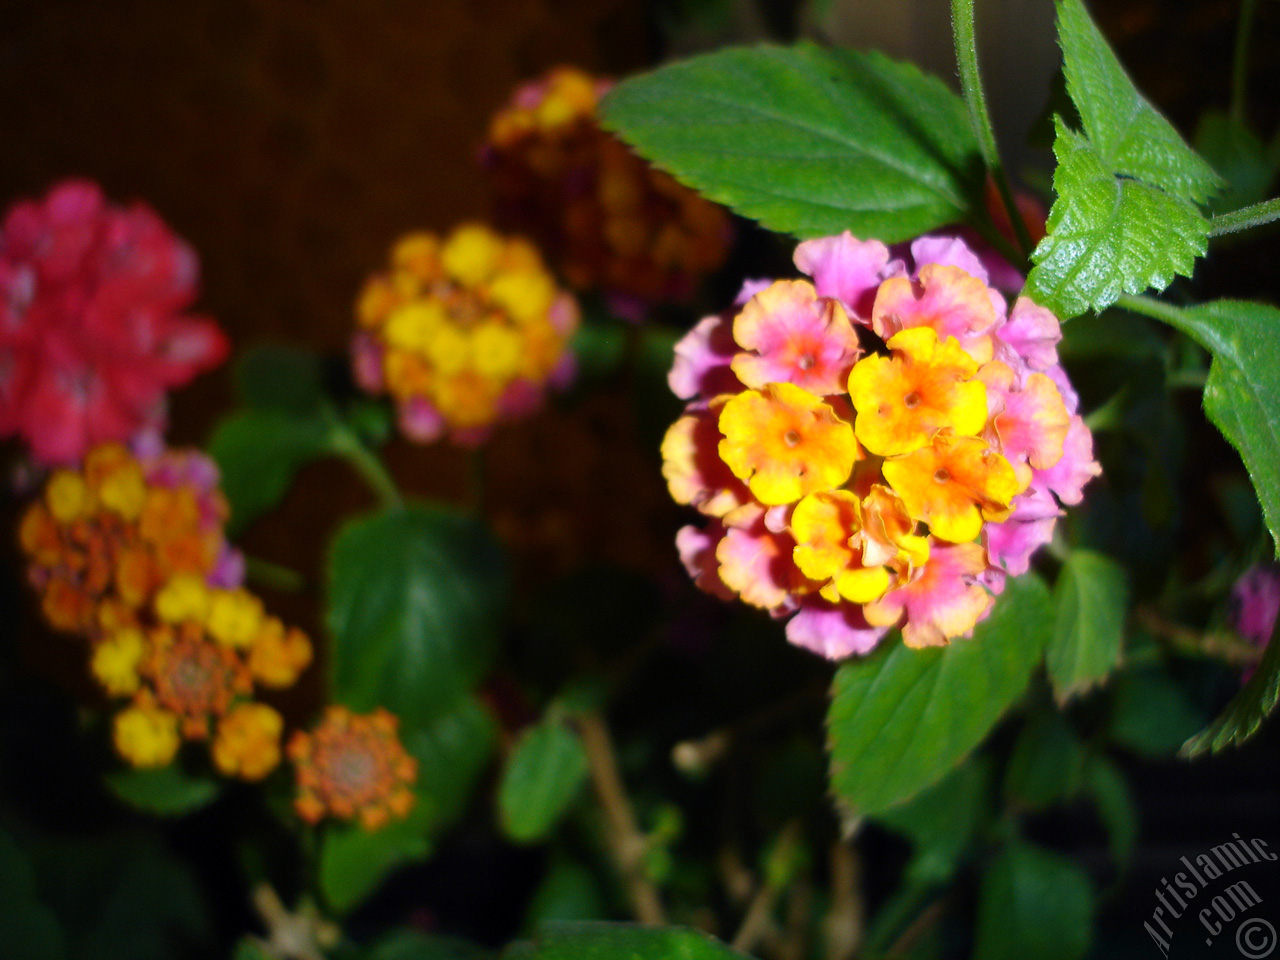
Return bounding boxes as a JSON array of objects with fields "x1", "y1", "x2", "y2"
[
  {"x1": 823, "y1": 841, "x2": 864, "y2": 960},
  {"x1": 951, "y1": 0, "x2": 1035, "y2": 259},
  {"x1": 1135, "y1": 606, "x2": 1263, "y2": 666},
  {"x1": 731, "y1": 821, "x2": 803, "y2": 954},
  {"x1": 575, "y1": 710, "x2": 666, "y2": 924}
]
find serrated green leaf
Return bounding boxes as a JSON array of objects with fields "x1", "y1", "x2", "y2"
[
  {"x1": 874, "y1": 757, "x2": 992, "y2": 884},
  {"x1": 209, "y1": 409, "x2": 332, "y2": 535},
  {"x1": 1147, "y1": 299, "x2": 1280, "y2": 555},
  {"x1": 1183, "y1": 611, "x2": 1280, "y2": 756},
  {"x1": 600, "y1": 43, "x2": 981, "y2": 242},
  {"x1": 1047, "y1": 550, "x2": 1129, "y2": 702},
  {"x1": 1027, "y1": 120, "x2": 1208, "y2": 319},
  {"x1": 319, "y1": 804, "x2": 434, "y2": 915},
  {"x1": 1084, "y1": 756, "x2": 1137, "y2": 870},
  {"x1": 1057, "y1": 0, "x2": 1220, "y2": 203},
  {"x1": 498, "y1": 718, "x2": 589, "y2": 844},
  {"x1": 827, "y1": 574, "x2": 1051, "y2": 816},
  {"x1": 104, "y1": 764, "x2": 221, "y2": 818},
  {"x1": 326, "y1": 505, "x2": 509, "y2": 728},
  {"x1": 973, "y1": 840, "x2": 1094, "y2": 960},
  {"x1": 1003, "y1": 712, "x2": 1086, "y2": 810},
  {"x1": 516, "y1": 922, "x2": 752, "y2": 960}
]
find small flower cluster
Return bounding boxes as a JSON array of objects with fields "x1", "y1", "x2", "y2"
[
  {"x1": 0, "y1": 180, "x2": 227, "y2": 465},
  {"x1": 483, "y1": 66, "x2": 732, "y2": 314},
  {"x1": 353, "y1": 223, "x2": 579, "y2": 445},
  {"x1": 19, "y1": 441, "x2": 311, "y2": 778},
  {"x1": 665, "y1": 233, "x2": 1100, "y2": 656},
  {"x1": 289, "y1": 706, "x2": 418, "y2": 831}
]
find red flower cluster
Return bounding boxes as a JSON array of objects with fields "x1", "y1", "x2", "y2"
[{"x1": 0, "y1": 180, "x2": 227, "y2": 464}]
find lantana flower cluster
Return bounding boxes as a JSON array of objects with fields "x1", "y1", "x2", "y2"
[
  {"x1": 352, "y1": 223, "x2": 579, "y2": 446},
  {"x1": 483, "y1": 66, "x2": 732, "y2": 313},
  {"x1": 0, "y1": 180, "x2": 227, "y2": 465},
  {"x1": 289, "y1": 705, "x2": 418, "y2": 831},
  {"x1": 19, "y1": 441, "x2": 312, "y2": 780},
  {"x1": 665, "y1": 233, "x2": 1100, "y2": 656}
]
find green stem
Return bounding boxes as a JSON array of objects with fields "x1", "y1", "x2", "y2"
[
  {"x1": 1231, "y1": 0, "x2": 1258, "y2": 124},
  {"x1": 1115, "y1": 292, "x2": 1186, "y2": 329},
  {"x1": 1209, "y1": 196, "x2": 1280, "y2": 237},
  {"x1": 329, "y1": 426, "x2": 403, "y2": 510},
  {"x1": 950, "y1": 0, "x2": 1036, "y2": 260},
  {"x1": 244, "y1": 555, "x2": 305, "y2": 593}
]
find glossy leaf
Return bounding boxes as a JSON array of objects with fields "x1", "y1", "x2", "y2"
[
  {"x1": 1057, "y1": 0, "x2": 1220, "y2": 203},
  {"x1": 1108, "y1": 669, "x2": 1205, "y2": 757},
  {"x1": 104, "y1": 764, "x2": 221, "y2": 818},
  {"x1": 327, "y1": 505, "x2": 509, "y2": 728},
  {"x1": 1183, "y1": 611, "x2": 1280, "y2": 756},
  {"x1": 1085, "y1": 756, "x2": 1137, "y2": 870},
  {"x1": 1047, "y1": 550, "x2": 1128, "y2": 702},
  {"x1": 406, "y1": 696, "x2": 498, "y2": 832},
  {"x1": 510, "y1": 922, "x2": 752, "y2": 960},
  {"x1": 974, "y1": 840, "x2": 1094, "y2": 960},
  {"x1": 1027, "y1": 121, "x2": 1207, "y2": 319},
  {"x1": 1003, "y1": 712, "x2": 1085, "y2": 809},
  {"x1": 498, "y1": 716, "x2": 590, "y2": 844},
  {"x1": 523, "y1": 859, "x2": 608, "y2": 931},
  {"x1": 827, "y1": 574, "x2": 1052, "y2": 816},
  {"x1": 601, "y1": 44, "x2": 982, "y2": 242}
]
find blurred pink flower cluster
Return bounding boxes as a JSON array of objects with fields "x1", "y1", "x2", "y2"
[{"x1": 0, "y1": 180, "x2": 227, "y2": 465}]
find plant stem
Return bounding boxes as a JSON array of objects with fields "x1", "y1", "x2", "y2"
[
  {"x1": 731, "y1": 821, "x2": 803, "y2": 953},
  {"x1": 244, "y1": 555, "x2": 306, "y2": 593},
  {"x1": 1209, "y1": 196, "x2": 1280, "y2": 238},
  {"x1": 1115, "y1": 292, "x2": 1187, "y2": 329},
  {"x1": 1135, "y1": 606, "x2": 1263, "y2": 666},
  {"x1": 1232, "y1": 0, "x2": 1258, "y2": 124},
  {"x1": 950, "y1": 0, "x2": 1035, "y2": 259},
  {"x1": 575, "y1": 710, "x2": 665, "y2": 925},
  {"x1": 329, "y1": 425, "x2": 403, "y2": 510}
]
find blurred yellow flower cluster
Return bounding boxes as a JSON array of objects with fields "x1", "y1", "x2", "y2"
[{"x1": 353, "y1": 223, "x2": 579, "y2": 445}]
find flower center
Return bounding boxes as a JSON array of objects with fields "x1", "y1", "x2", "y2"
[
  {"x1": 783, "y1": 429, "x2": 801, "y2": 448},
  {"x1": 903, "y1": 391, "x2": 921, "y2": 409},
  {"x1": 933, "y1": 468, "x2": 951, "y2": 484},
  {"x1": 797, "y1": 354, "x2": 815, "y2": 371}
]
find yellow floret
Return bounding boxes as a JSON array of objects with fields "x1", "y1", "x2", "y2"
[
  {"x1": 442, "y1": 224, "x2": 504, "y2": 287},
  {"x1": 470, "y1": 321, "x2": 524, "y2": 381},
  {"x1": 424, "y1": 323, "x2": 471, "y2": 377},
  {"x1": 114, "y1": 701, "x2": 181, "y2": 768},
  {"x1": 91, "y1": 627, "x2": 147, "y2": 697},
  {"x1": 384, "y1": 300, "x2": 448, "y2": 353},
  {"x1": 154, "y1": 573, "x2": 211, "y2": 625},
  {"x1": 45, "y1": 470, "x2": 91, "y2": 523},
  {"x1": 487, "y1": 269, "x2": 555, "y2": 326},
  {"x1": 206, "y1": 589, "x2": 265, "y2": 649},
  {"x1": 97, "y1": 459, "x2": 147, "y2": 520}
]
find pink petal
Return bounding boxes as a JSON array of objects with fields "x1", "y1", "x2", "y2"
[
  {"x1": 785, "y1": 598, "x2": 888, "y2": 659},
  {"x1": 793, "y1": 231, "x2": 898, "y2": 320}
]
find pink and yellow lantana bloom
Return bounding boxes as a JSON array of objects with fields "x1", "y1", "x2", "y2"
[{"x1": 664, "y1": 232, "x2": 1099, "y2": 657}]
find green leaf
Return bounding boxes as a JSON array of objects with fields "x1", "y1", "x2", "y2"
[
  {"x1": 1084, "y1": 756, "x2": 1137, "y2": 870},
  {"x1": 1183, "y1": 612, "x2": 1280, "y2": 756},
  {"x1": 874, "y1": 757, "x2": 992, "y2": 884},
  {"x1": 1027, "y1": 120, "x2": 1208, "y2": 319},
  {"x1": 513, "y1": 922, "x2": 752, "y2": 960},
  {"x1": 232, "y1": 941, "x2": 273, "y2": 960},
  {"x1": 1194, "y1": 111, "x2": 1277, "y2": 215},
  {"x1": 1047, "y1": 550, "x2": 1128, "y2": 702},
  {"x1": 0, "y1": 828, "x2": 66, "y2": 960},
  {"x1": 600, "y1": 43, "x2": 981, "y2": 242},
  {"x1": 1056, "y1": 0, "x2": 1220, "y2": 203},
  {"x1": 406, "y1": 696, "x2": 498, "y2": 833},
  {"x1": 104, "y1": 764, "x2": 221, "y2": 818},
  {"x1": 233, "y1": 344, "x2": 327, "y2": 416},
  {"x1": 319, "y1": 804, "x2": 434, "y2": 915},
  {"x1": 1108, "y1": 668, "x2": 1205, "y2": 757},
  {"x1": 973, "y1": 840, "x2": 1094, "y2": 960},
  {"x1": 209, "y1": 409, "x2": 332, "y2": 535},
  {"x1": 1003, "y1": 712, "x2": 1085, "y2": 810},
  {"x1": 523, "y1": 858, "x2": 608, "y2": 931},
  {"x1": 498, "y1": 716, "x2": 590, "y2": 844},
  {"x1": 1150, "y1": 300, "x2": 1280, "y2": 554},
  {"x1": 327, "y1": 504, "x2": 509, "y2": 728},
  {"x1": 827, "y1": 574, "x2": 1052, "y2": 816},
  {"x1": 366, "y1": 929, "x2": 490, "y2": 960}
]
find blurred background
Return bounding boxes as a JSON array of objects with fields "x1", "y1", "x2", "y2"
[{"x1": 2, "y1": 0, "x2": 1279, "y2": 957}]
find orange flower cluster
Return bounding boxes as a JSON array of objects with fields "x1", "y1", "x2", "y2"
[
  {"x1": 289, "y1": 706, "x2": 418, "y2": 830},
  {"x1": 483, "y1": 66, "x2": 732, "y2": 312},
  {"x1": 352, "y1": 223, "x2": 579, "y2": 446},
  {"x1": 18, "y1": 442, "x2": 311, "y2": 779}
]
